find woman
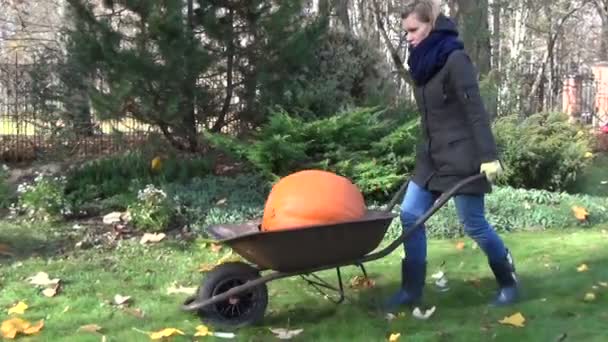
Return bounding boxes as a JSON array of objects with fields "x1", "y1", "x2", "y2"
[{"x1": 386, "y1": 0, "x2": 519, "y2": 310}]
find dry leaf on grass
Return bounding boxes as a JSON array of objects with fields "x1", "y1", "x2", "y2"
[
  {"x1": 28, "y1": 272, "x2": 60, "y2": 287},
  {"x1": 148, "y1": 328, "x2": 185, "y2": 340},
  {"x1": 571, "y1": 206, "x2": 589, "y2": 221},
  {"x1": 0, "y1": 243, "x2": 14, "y2": 257},
  {"x1": 432, "y1": 271, "x2": 449, "y2": 291},
  {"x1": 388, "y1": 333, "x2": 401, "y2": 342},
  {"x1": 269, "y1": 328, "x2": 304, "y2": 340},
  {"x1": 599, "y1": 282, "x2": 608, "y2": 287},
  {"x1": 7, "y1": 301, "x2": 28, "y2": 315},
  {"x1": 166, "y1": 283, "x2": 197, "y2": 296},
  {"x1": 193, "y1": 324, "x2": 236, "y2": 338},
  {"x1": 349, "y1": 275, "x2": 375, "y2": 289},
  {"x1": 216, "y1": 198, "x2": 227, "y2": 205},
  {"x1": 211, "y1": 243, "x2": 223, "y2": 253},
  {"x1": 42, "y1": 283, "x2": 61, "y2": 297},
  {"x1": 584, "y1": 292, "x2": 596, "y2": 302},
  {"x1": 198, "y1": 263, "x2": 215, "y2": 272},
  {"x1": 194, "y1": 325, "x2": 212, "y2": 337},
  {"x1": 140, "y1": 233, "x2": 166, "y2": 244},
  {"x1": 498, "y1": 312, "x2": 526, "y2": 327},
  {"x1": 412, "y1": 306, "x2": 436, "y2": 320},
  {"x1": 78, "y1": 324, "x2": 102, "y2": 333},
  {"x1": 1, "y1": 318, "x2": 44, "y2": 339},
  {"x1": 114, "y1": 294, "x2": 131, "y2": 305},
  {"x1": 123, "y1": 307, "x2": 145, "y2": 318},
  {"x1": 455, "y1": 241, "x2": 465, "y2": 250},
  {"x1": 577, "y1": 264, "x2": 589, "y2": 272}
]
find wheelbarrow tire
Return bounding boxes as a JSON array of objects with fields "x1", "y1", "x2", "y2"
[{"x1": 194, "y1": 262, "x2": 268, "y2": 328}]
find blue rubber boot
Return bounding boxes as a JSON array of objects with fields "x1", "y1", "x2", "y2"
[
  {"x1": 489, "y1": 249, "x2": 519, "y2": 306},
  {"x1": 385, "y1": 258, "x2": 426, "y2": 312}
]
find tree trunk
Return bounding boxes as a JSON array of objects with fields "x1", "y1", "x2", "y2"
[
  {"x1": 336, "y1": 0, "x2": 351, "y2": 32},
  {"x1": 596, "y1": 1, "x2": 608, "y2": 60},
  {"x1": 453, "y1": 0, "x2": 491, "y2": 76},
  {"x1": 182, "y1": 0, "x2": 198, "y2": 151}
]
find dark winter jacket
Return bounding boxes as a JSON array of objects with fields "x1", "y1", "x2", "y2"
[{"x1": 410, "y1": 15, "x2": 499, "y2": 195}]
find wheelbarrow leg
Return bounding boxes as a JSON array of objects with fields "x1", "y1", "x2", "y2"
[{"x1": 300, "y1": 268, "x2": 345, "y2": 304}]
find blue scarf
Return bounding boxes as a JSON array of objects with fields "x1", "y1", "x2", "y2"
[{"x1": 407, "y1": 19, "x2": 464, "y2": 86}]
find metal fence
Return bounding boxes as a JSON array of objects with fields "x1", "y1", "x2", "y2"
[{"x1": 0, "y1": 57, "x2": 158, "y2": 163}]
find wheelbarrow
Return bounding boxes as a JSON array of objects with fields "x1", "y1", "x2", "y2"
[{"x1": 181, "y1": 174, "x2": 486, "y2": 327}]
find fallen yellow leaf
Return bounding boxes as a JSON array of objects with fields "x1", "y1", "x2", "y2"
[
  {"x1": 194, "y1": 325, "x2": 212, "y2": 337},
  {"x1": 1, "y1": 318, "x2": 44, "y2": 339},
  {"x1": 7, "y1": 301, "x2": 28, "y2": 315},
  {"x1": 599, "y1": 282, "x2": 608, "y2": 287},
  {"x1": 571, "y1": 206, "x2": 589, "y2": 221},
  {"x1": 389, "y1": 333, "x2": 401, "y2": 341},
  {"x1": 577, "y1": 263, "x2": 589, "y2": 272},
  {"x1": 498, "y1": 312, "x2": 525, "y2": 327},
  {"x1": 455, "y1": 241, "x2": 465, "y2": 250},
  {"x1": 151, "y1": 156, "x2": 162, "y2": 172},
  {"x1": 149, "y1": 328, "x2": 185, "y2": 340},
  {"x1": 584, "y1": 151, "x2": 594, "y2": 159},
  {"x1": 216, "y1": 250, "x2": 243, "y2": 265}
]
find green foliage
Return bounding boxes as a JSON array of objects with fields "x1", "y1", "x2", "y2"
[
  {"x1": 267, "y1": 30, "x2": 396, "y2": 118},
  {"x1": 206, "y1": 106, "x2": 420, "y2": 201},
  {"x1": 385, "y1": 185, "x2": 608, "y2": 240},
  {"x1": 493, "y1": 112, "x2": 594, "y2": 192},
  {"x1": 128, "y1": 184, "x2": 174, "y2": 232},
  {"x1": 64, "y1": 151, "x2": 212, "y2": 210},
  {"x1": 65, "y1": 0, "x2": 325, "y2": 148},
  {"x1": 15, "y1": 174, "x2": 70, "y2": 221}
]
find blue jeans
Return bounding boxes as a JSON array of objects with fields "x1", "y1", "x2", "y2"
[{"x1": 400, "y1": 181, "x2": 507, "y2": 264}]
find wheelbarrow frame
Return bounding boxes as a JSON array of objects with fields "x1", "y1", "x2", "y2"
[{"x1": 182, "y1": 173, "x2": 486, "y2": 316}]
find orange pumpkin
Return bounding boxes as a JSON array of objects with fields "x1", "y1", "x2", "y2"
[{"x1": 261, "y1": 169, "x2": 366, "y2": 232}]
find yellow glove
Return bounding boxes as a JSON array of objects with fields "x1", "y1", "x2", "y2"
[{"x1": 480, "y1": 160, "x2": 503, "y2": 182}]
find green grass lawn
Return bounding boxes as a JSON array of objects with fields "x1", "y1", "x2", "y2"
[{"x1": 1, "y1": 221, "x2": 608, "y2": 341}]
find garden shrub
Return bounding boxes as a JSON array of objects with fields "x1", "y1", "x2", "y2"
[
  {"x1": 64, "y1": 151, "x2": 213, "y2": 210},
  {"x1": 128, "y1": 184, "x2": 175, "y2": 232},
  {"x1": 493, "y1": 112, "x2": 594, "y2": 192},
  {"x1": 15, "y1": 173, "x2": 71, "y2": 221},
  {"x1": 206, "y1": 106, "x2": 421, "y2": 202}
]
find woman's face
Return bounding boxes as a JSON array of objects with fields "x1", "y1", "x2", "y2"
[{"x1": 402, "y1": 13, "x2": 433, "y2": 48}]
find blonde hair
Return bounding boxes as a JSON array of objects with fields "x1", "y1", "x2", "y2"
[{"x1": 401, "y1": 0, "x2": 441, "y2": 26}]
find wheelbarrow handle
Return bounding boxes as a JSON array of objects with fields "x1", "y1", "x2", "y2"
[{"x1": 367, "y1": 173, "x2": 487, "y2": 262}]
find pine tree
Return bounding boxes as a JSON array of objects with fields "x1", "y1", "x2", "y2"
[{"x1": 64, "y1": 0, "x2": 326, "y2": 151}]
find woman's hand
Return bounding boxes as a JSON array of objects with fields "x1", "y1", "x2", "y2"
[{"x1": 480, "y1": 160, "x2": 503, "y2": 182}]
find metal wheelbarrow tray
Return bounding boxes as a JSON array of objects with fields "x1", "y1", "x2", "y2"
[{"x1": 182, "y1": 174, "x2": 486, "y2": 328}]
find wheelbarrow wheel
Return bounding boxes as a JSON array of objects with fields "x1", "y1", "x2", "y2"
[{"x1": 191, "y1": 262, "x2": 268, "y2": 328}]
